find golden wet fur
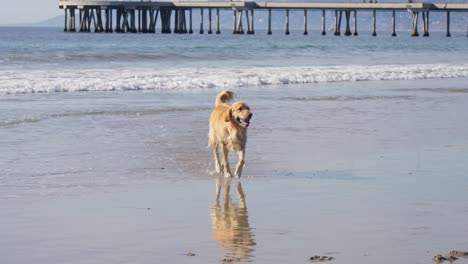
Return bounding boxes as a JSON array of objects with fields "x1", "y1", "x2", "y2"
[{"x1": 208, "y1": 90, "x2": 253, "y2": 178}]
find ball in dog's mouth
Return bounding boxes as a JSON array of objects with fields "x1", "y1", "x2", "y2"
[{"x1": 237, "y1": 117, "x2": 251, "y2": 127}]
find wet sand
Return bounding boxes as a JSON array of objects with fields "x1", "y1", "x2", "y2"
[{"x1": 1, "y1": 78, "x2": 468, "y2": 264}]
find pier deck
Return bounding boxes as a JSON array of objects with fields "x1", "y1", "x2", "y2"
[{"x1": 58, "y1": 1, "x2": 468, "y2": 37}]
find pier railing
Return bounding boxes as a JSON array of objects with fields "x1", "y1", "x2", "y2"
[{"x1": 59, "y1": 1, "x2": 468, "y2": 37}]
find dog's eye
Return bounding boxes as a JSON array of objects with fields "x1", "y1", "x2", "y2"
[{"x1": 238, "y1": 107, "x2": 243, "y2": 111}]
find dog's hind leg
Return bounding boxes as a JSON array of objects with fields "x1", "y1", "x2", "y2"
[
  {"x1": 220, "y1": 144, "x2": 232, "y2": 178},
  {"x1": 234, "y1": 150, "x2": 245, "y2": 178},
  {"x1": 213, "y1": 144, "x2": 221, "y2": 173}
]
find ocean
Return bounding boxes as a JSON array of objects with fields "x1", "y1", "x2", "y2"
[
  {"x1": 1, "y1": 27, "x2": 467, "y2": 94},
  {"x1": 1, "y1": 26, "x2": 468, "y2": 264}
]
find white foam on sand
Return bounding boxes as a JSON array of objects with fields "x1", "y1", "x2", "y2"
[{"x1": 1, "y1": 63, "x2": 468, "y2": 95}]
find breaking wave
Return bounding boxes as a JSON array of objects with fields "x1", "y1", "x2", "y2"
[{"x1": 1, "y1": 63, "x2": 467, "y2": 95}]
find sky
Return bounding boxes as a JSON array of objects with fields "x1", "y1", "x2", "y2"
[{"x1": 0, "y1": 0, "x2": 62, "y2": 25}]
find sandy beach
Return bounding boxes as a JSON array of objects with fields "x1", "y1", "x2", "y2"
[{"x1": 2, "y1": 77, "x2": 468, "y2": 264}]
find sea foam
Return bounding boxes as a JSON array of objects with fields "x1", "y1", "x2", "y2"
[{"x1": 1, "y1": 63, "x2": 467, "y2": 95}]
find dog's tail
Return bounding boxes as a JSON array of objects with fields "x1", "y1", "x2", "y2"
[{"x1": 215, "y1": 90, "x2": 235, "y2": 107}]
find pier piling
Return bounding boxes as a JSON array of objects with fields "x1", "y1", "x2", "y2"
[
  {"x1": 133, "y1": 10, "x2": 138, "y2": 33},
  {"x1": 64, "y1": 9, "x2": 68, "y2": 31},
  {"x1": 411, "y1": 11, "x2": 419, "y2": 37},
  {"x1": 391, "y1": 10, "x2": 396, "y2": 36},
  {"x1": 148, "y1": 10, "x2": 154, "y2": 33},
  {"x1": 344, "y1": 10, "x2": 351, "y2": 36},
  {"x1": 232, "y1": 10, "x2": 237, "y2": 34},
  {"x1": 333, "y1": 10, "x2": 338, "y2": 35},
  {"x1": 246, "y1": 10, "x2": 252, "y2": 34},
  {"x1": 250, "y1": 9, "x2": 255, "y2": 34},
  {"x1": 446, "y1": 11, "x2": 451, "y2": 37},
  {"x1": 69, "y1": 8, "x2": 76, "y2": 32},
  {"x1": 114, "y1": 9, "x2": 120, "y2": 32},
  {"x1": 199, "y1": 8, "x2": 204, "y2": 34},
  {"x1": 109, "y1": 9, "x2": 113, "y2": 33},
  {"x1": 148, "y1": 10, "x2": 153, "y2": 33},
  {"x1": 422, "y1": 11, "x2": 429, "y2": 37},
  {"x1": 338, "y1": 11, "x2": 342, "y2": 34},
  {"x1": 92, "y1": 9, "x2": 98, "y2": 32},
  {"x1": 372, "y1": 9, "x2": 377, "y2": 36},
  {"x1": 353, "y1": 10, "x2": 358, "y2": 36},
  {"x1": 81, "y1": 9, "x2": 86, "y2": 32},
  {"x1": 267, "y1": 9, "x2": 272, "y2": 35},
  {"x1": 104, "y1": 9, "x2": 109, "y2": 32},
  {"x1": 334, "y1": 10, "x2": 342, "y2": 36},
  {"x1": 177, "y1": 9, "x2": 186, "y2": 34},
  {"x1": 174, "y1": 9, "x2": 179, "y2": 33},
  {"x1": 236, "y1": 10, "x2": 244, "y2": 34},
  {"x1": 122, "y1": 10, "x2": 129, "y2": 32},
  {"x1": 303, "y1": 9, "x2": 308, "y2": 35},
  {"x1": 81, "y1": 9, "x2": 89, "y2": 32},
  {"x1": 142, "y1": 9, "x2": 148, "y2": 33},
  {"x1": 79, "y1": 9, "x2": 82, "y2": 31},
  {"x1": 285, "y1": 9, "x2": 290, "y2": 35},
  {"x1": 321, "y1": 9, "x2": 326, "y2": 35},
  {"x1": 216, "y1": 8, "x2": 221, "y2": 34},
  {"x1": 160, "y1": 9, "x2": 172, "y2": 33},
  {"x1": 208, "y1": 8, "x2": 212, "y2": 34},
  {"x1": 189, "y1": 9, "x2": 193, "y2": 34},
  {"x1": 138, "y1": 10, "x2": 141, "y2": 32},
  {"x1": 93, "y1": 9, "x2": 99, "y2": 32}
]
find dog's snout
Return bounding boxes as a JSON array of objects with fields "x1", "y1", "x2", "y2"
[{"x1": 248, "y1": 113, "x2": 253, "y2": 119}]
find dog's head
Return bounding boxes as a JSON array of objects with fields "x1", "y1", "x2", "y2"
[{"x1": 225, "y1": 101, "x2": 253, "y2": 128}]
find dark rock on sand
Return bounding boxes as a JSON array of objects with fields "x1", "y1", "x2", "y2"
[
  {"x1": 310, "y1": 255, "x2": 334, "y2": 262},
  {"x1": 185, "y1": 252, "x2": 196, "y2": 256},
  {"x1": 433, "y1": 254, "x2": 458, "y2": 262}
]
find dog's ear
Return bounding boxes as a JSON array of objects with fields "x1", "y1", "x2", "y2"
[{"x1": 224, "y1": 108, "x2": 232, "y2": 122}]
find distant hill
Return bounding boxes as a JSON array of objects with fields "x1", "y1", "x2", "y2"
[
  {"x1": 1, "y1": 15, "x2": 63, "y2": 28},
  {"x1": 33, "y1": 15, "x2": 65, "y2": 27}
]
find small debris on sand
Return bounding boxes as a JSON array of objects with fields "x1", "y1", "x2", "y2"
[
  {"x1": 433, "y1": 254, "x2": 458, "y2": 262},
  {"x1": 433, "y1": 250, "x2": 468, "y2": 262},
  {"x1": 185, "y1": 252, "x2": 196, "y2": 257},
  {"x1": 221, "y1": 257, "x2": 241, "y2": 263},
  {"x1": 310, "y1": 255, "x2": 334, "y2": 262},
  {"x1": 449, "y1": 251, "x2": 468, "y2": 258}
]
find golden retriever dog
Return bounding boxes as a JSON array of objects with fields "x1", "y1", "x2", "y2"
[{"x1": 208, "y1": 90, "x2": 253, "y2": 178}]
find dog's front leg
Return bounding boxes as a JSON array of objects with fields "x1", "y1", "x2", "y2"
[
  {"x1": 236, "y1": 181, "x2": 246, "y2": 208},
  {"x1": 215, "y1": 176, "x2": 221, "y2": 205},
  {"x1": 234, "y1": 150, "x2": 245, "y2": 178},
  {"x1": 221, "y1": 144, "x2": 232, "y2": 178},
  {"x1": 213, "y1": 145, "x2": 221, "y2": 173}
]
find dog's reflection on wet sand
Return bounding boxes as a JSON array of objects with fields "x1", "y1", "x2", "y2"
[{"x1": 211, "y1": 178, "x2": 256, "y2": 262}]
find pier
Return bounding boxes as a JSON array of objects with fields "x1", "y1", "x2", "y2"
[{"x1": 59, "y1": 1, "x2": 468, "y2": 37}]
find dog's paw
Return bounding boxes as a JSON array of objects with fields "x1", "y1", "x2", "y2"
[
  {"x1": 224, "y1": 172, "x2": 232, "y2": 178},
  {"x1": 215, "y1": 165, "x2": 221, "y2": 173},
  {"x1": 234, "y1": 172, "x2": 242, "y2": 178}
]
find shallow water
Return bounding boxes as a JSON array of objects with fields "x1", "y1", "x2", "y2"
[{"x1": 2, "y1": 78, "x2": 468, "y2": 263}]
